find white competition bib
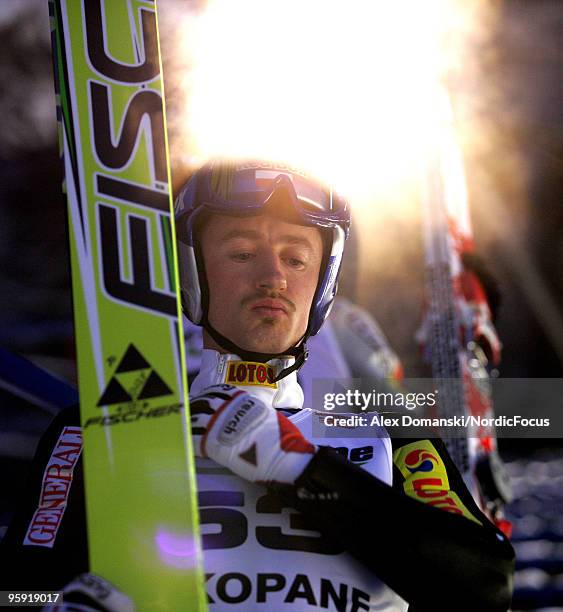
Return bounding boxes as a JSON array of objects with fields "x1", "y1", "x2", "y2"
[{"x1": 196, "y1": 408, "x2": 407, "y2": 612}]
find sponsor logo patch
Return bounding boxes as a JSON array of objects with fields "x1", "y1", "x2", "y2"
[
  {"x1": 24, "y1": 427, "x2": 83, "y2": 547},
  {"x1": 217, "y1": 397, "x2": 268, "y2": 446},
  {"x1": 224, "y1": 361, "x2": 277, "y2": 388},
  {"x1": 394, "y1": 440, "x2": 481, "y2": 525}
]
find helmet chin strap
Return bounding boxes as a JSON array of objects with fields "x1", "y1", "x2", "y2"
[{"x1": 202, "y1": 318, "x2": 309, "y2": 383}]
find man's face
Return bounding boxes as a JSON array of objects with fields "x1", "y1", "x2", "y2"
[{"x1": 199, "y1": 211, "x2": 324, "y2": 354}]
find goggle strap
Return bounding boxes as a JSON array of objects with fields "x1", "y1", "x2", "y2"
[{"x1": 273, "y1": 344, "x2": 309, "y2": 383}]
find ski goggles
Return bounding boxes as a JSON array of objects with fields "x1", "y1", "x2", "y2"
[{"x1": 175, "y1": 160, "x2": 350, "y2": 240}]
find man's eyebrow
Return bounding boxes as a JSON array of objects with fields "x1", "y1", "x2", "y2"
[
  {"x1": 221, "y1": 229, "x2": 315, "y2": 249},
  {"x1": 221, "y1": 229, "x2": 261, "y2": 242}
]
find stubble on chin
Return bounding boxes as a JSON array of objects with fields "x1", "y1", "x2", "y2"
[{"x1": 242, "y1": 317, "x2": 291, "y2": 354}]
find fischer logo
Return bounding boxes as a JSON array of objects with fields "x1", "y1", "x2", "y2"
[
  {"x1": 225, "y1": 361, "x2": 277, "y2": 388},
  {"x1": 24, "y1": 427, "x2": 82, "y2": 548},
  {"x1": 96, "y1": 343, "x2": 173, "y2": 408},
  {"x1": 83, "y1": 1, "x2": 176, "y2": 317},
  {"x1": 84, "y1": 403, "x2": 183, "y2": 428}
]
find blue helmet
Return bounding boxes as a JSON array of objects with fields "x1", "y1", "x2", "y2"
[{"x1": 174, "y1": 160, "x2": 350, "y2": 372}]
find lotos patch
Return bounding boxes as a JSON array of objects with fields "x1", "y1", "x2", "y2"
[{"x1": 224, "y1": 361, "x2": 277, "y2": 388}]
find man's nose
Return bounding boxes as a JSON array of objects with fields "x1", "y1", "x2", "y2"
[{"x1": 256, "y1": 252, "x2": 287, "y2": 292}]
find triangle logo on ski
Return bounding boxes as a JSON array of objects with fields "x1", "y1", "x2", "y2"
[{"x1": 97, "y1": 343, "x2": 173, "y2": 407}]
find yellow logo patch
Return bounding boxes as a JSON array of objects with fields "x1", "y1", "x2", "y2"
[
  {"x1": 394, "y1": 440, "x2": 481, "y2": 525},
  {"x1": 224, "y1": 361, "x2": 278, "y2": 388}
]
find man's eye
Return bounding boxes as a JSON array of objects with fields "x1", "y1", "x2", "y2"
[
  {"x1": 232, "y1": 252, "x2": 253, "y2": 262},
  {"x1": 287, "y1": 257, "x2": 306, "y2": 269}
]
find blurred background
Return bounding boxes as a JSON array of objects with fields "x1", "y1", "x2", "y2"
[{"x1": 0, "y1": 0, "x2": 561, "y2": 608}]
